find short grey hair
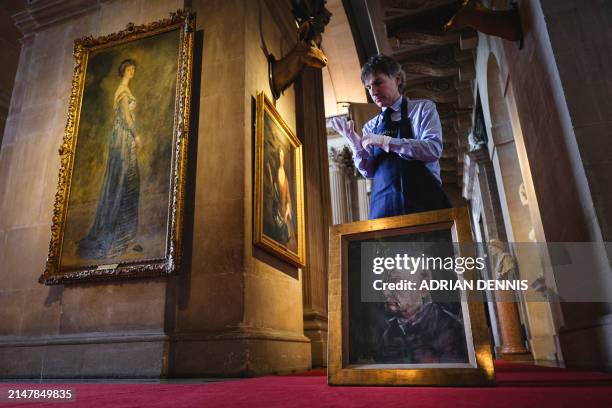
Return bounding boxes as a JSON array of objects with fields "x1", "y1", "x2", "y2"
[{"x1": 360, "y1": 54, "x2": 406, "y2": 92}]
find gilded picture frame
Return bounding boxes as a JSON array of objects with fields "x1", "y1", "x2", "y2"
[
  {"x1": 40, "y1": 10, "x2": 195, "y2": 284},
  {"x1": 254, "y1": 92, "x2": 306, "y2": 267},
  {"x1": 328, "y1": 207, "x2": 495, "y2": 386}
]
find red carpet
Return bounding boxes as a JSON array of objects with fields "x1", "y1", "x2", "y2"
[{"x1": 3, "y1": 361, "x2": 612, "y2": 408}]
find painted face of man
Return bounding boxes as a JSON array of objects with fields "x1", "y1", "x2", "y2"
[{"x1": 363, "y1": 72, "x2": 401, "y2": 108}]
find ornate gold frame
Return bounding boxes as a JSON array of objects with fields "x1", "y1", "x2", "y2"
[
  {"x1": 40, "y1": 10, "x2": 195, "y2": 284},
  {"x1": 254, "y1": 92, "x2": 306, "y2": 267},
  {"x1": 328, "y1": 208, "x2": 495, "y2": 386}
]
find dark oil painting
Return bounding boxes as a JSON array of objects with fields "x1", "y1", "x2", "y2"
[
  {"x1": 261, "y1": 111, "x2": 298, "y2": 254},
  {"x1": 348, "y1": 229, "x2": 471, "y2": 366}
]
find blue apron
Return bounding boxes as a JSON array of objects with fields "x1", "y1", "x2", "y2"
[{"x1": 369, "y1": 98, "x2": 452, "y2": 219}]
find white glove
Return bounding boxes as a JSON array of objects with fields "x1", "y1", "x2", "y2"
[
  {"x1": 361, "y1": 133, "x2": 392, "y2": 153},
  {"x1": 330, "y1": 117, "x2": 363, "y2": 153}
]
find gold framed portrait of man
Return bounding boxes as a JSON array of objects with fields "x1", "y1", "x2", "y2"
[
  {"x1": 40, "y1": 11, "x2": 195, "y2": 284},
  {"x1": 253, "y1": 92, "x2": 306, "y2": 267},
  {"x1": 328, "y1": 207, "x2": 495, "y2": 386}
]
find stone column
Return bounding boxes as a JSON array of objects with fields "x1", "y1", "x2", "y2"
[
  {"x1": 356, "y1": 177, "x2": 369, "y2": 221},
  {"x1": 329, "y1": 151, "x2": 349, "y2": 225},
  {"x1": 168, "y1": 0, "x2": 312, "y2": 377},
  {"x1": 470, "y1": 147, "x2": 532, "y2": 362},
  {"x1": 470, "y1": 148, "x2": 507, "y2": 243},
  {"x1": 488, "y1": 241, "x2": 532, "y2": 362},
  {"x1": 497, "y1": 298, "x2": 531, "y2": 358},
  {"x1": 295, "y1": 67, "x2": 330, "y2": 367},
  {"x1": 344, "y1": 175, "x2": 354, "y2": 221}
]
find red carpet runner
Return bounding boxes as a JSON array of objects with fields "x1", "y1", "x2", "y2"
[{"x1": 4, "y1": 361, "x2": 612, "y2": 408}]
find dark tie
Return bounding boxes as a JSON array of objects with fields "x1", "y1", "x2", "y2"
[
  {"x1": 376, "y1": 107, "x2": 395, "y2": 136},
  {"x1": 381, "y1": 107, "x2": 393, "y2": 131}
]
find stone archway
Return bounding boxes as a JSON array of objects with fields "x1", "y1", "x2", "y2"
[{"x1": 485, "y1": 53, "x2": 558, "y2": 364}]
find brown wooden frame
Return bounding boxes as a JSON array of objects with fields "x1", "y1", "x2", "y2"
[{"x1": 328, "y1": 207, "x2": 495, "y2": 386}]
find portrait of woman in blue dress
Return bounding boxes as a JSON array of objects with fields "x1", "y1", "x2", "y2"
[{"x1": 78, "y1": 59, "x2": 142, "y2": 259}]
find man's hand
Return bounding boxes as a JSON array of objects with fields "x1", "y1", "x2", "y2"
[
  {"x1": 361, "y1": 133, "x2": 392, "y2": 153},
  {"x1": 330, "y1": 117, "x2": 362, "y2": 153}
]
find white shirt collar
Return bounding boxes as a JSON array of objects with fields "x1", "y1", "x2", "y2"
[{"x1": 381, "y1": 96, "x2": 403, "y2": 114}]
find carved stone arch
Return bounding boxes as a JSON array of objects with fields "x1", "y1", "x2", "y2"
[{"x1": 484, "y1": 51, "x2": 562, "y2": 364}]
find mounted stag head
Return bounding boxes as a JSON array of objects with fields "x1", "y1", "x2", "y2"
[
  {"x1": 444, "y1": 0, "x2": 523, "y2": 47},
  {"x1": 269, "y1": 0, "x2": 331, "y2": 99}
]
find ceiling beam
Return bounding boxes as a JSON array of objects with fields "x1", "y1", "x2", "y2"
[
  {"x1": 390, "y1": 30, "x2": 459, "y2": 56},
  {"x1": 365, "y1": 0, "x2": 393, "y2": 55},
  {"x1": 382, "y1": 0, "x2": 456, "y2": 23}
]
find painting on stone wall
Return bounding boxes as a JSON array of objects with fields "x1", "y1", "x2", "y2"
[
  {"x1": 40, "y1": 11, "x2": 195, "y2": 284},
  {"x1": 328, "y1": 208, "x2": 495, "y2": 386},
  {"x1": 253, "y1": 92, "x2": 306, "y2": 267}
]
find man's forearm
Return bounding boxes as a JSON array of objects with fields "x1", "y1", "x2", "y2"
[{"x1": 387, "y1": 137, "x2": 442, "y2": 163}]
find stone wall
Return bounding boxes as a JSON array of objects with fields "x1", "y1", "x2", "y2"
[
  {"x1": 537, "y1": 0, "x2": 612, "y2": 370},
  {"x1": 0, "y1": 0, "x2": 319, "y2": 378},
  {"x1": 540, "y1": 0, "x2": 612, "y2": 243},
  {"x1": 168, "y1": 0, "x2": 312, "y2": 376},
  {"x1": 473, "y1": 0, "x2": 612, "y2": 370},
  {"x1": 0, "y1": 0, "x2": 184, "y2": 379}
]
